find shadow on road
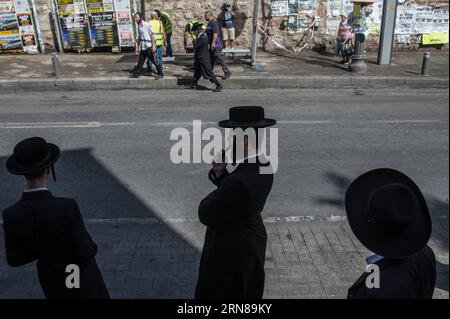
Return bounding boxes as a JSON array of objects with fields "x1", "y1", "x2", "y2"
[{"x1": 0, "y1": 148, "x2": 201, "y2": 298}]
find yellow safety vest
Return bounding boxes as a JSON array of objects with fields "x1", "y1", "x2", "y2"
[{"x1": 149, "y1": 20, "x2": 164, "y2": 46}]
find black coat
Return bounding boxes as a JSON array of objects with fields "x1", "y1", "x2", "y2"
[
  {"x1": 193, "y1": 32, "x2": 215, "y2": 80},
  {"x1": 195, "y1": 161, "x2": 274, "y2": 299},
  {"x1": 348, "y1": 245, "x2": 436, "y2": 299},
  {"x1": 2, "y1": 190, "x2": 110, "y2": 299}
]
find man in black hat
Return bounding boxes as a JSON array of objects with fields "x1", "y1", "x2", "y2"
[
  {"x1": 195, "y1": 106, "x2": 276, "y2": 299},
  {"x1": 191, "y1": 22, "x2": 223, "y2": 92},
  {"x1": 345, "y1": 168, "x2": 436, "y2": 299},
  {"x1": 3, "y1": 137, "x2": 109, "y2": 299}
]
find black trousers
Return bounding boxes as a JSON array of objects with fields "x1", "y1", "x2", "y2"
[
  {"x1": 133, "y1": 48, "x2": 162, "y2": 76},
  {"x1": 193, "y1": 61, "x2": 221, "y2": 86},
  {"x1": 210, "y1": 47, "x2": 230, "y2": 75}
]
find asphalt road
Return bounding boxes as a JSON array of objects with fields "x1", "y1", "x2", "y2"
[{"x1": 0, "y1": 88, "x2": 448, "y2": 224}]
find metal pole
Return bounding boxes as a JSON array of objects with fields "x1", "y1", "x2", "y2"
[
  {"x1": 141, "y1": 0, "x2": 146, "y2": 20},
  {"x1": 349, "y1": 2, "x2": 373, "y2": 74},
  {"x1": 51, "y1": 53, "x2": 61, "y2": 79},
  {"x1": 251, "y1": 0, "x2": 260, "y2": 69},
  {"x1": 51, "y1": 0, "x2": 64, "y2": 53},
  {"x1": 421, "y1": 52, "x2": 430, "y2": 76},
  {"x1": 377, "y1": 0, "x2": 397, "y2": 65}
]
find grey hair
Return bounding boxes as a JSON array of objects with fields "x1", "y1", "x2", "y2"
[
  {"x1": 150, "y1": 11, "x2": 158, "y2": 19},
  {"x1": 205, "y1": 10, "x2": 214, "y2": 17}
]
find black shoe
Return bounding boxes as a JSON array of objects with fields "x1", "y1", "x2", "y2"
[
  {"x1": 213, "y1": 83, "x2": 223, "y2": 92},
  {"x1": 155, "y1": 75, "x2": 164, "y2": 80},
  {"x1": 189, "y1": 83, "x2": 198, "y2": 89},
  {"x1": 222, "y1": 73, "x2": 231, "y2": 80},
  {"x1": 130, "y1": 73, "x2": 139, "y2": 78}
]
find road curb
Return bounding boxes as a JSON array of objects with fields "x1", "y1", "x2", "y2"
[{"x1": 0, "y1": 75, "x2": 448, "y2": 92}]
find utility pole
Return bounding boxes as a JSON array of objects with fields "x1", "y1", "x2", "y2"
[
  {"x1": 377, "y1": 0, "x2": 398, "y2": 65},
  {"x1": 141, "y1": 0, "x2": 146, "y2": 19},
  {"x1": 251, "y1": 0, "x2": 260, "y2": 69}
]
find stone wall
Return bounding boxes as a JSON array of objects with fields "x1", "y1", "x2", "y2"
[{"x1": 31, "y1": 0, "x2": 449, "y2": 52}]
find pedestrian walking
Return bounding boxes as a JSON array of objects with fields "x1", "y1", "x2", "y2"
[
  {"x1": 336, "y1": 13, "x2": 353, "y2": 64},
  {"x1": 3, "y1": 137, "x2": 110, "y2": 299},
  {"x1": 218, "y1": 3, "x2": 236, "y2": 49},
  {"x1": 191, "y1": 22, "x2": 223, "y2": 92},
  {"x1": 195, "y1": 106, "x2": 276, "y2": 299},
  {"x1": 184, "y1": 19, "x2": 205, "y2": 52},
  {"x1": 345, "y1": 168, "x2": 436, "y2": 299},
  {"x1": 155, "y1": 10, "x2": 173, "y2": 57},
  {"x1": 147, "y1": 11, "x2": 166, "y2": 75},
  {"x1": 130, "y1": 12, "x2": 163, "y2": 79},
  {"x1": 204, "y1": 10, "x2": 231, "y2": 80}
]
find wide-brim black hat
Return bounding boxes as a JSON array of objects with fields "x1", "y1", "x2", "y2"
[
  {"x1": 219, "y1": 106, "x2": 276, "y2": 128},
  {"x1": 192, "y1": 22, "x2": 205, "y2": 32},
  {"x1": 6, "y1": 137, "x2": 60, "y2": 175},
  {"x1": 345, "y1": 168, "x2": 431, "y2": 259}
]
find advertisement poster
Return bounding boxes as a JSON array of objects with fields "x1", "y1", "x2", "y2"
[
  {"x1": 17, "y1": 12, "x2": 37, "y2": 50},
  {"x1": 85, "y1": 0, "x2": 104, "y2": 13},
  {"x1": 114, "y1": 0, "x2": 134, "y2": 47},
  {"x1": 59, "y1": 13, "x2": 89, "y2": 50},
  {"x1": 287, "y1": 14, "x2": 298, "y2": 32},
  {"x1": 0, "y1": 1, "x2": 21, "y2": 51},
  {"x1": 88, "y1": 10, "x2": 118, "y2": 47},
  {"x1": 0, "y1": 30, "x2": 22, "y2": 50},
  {"x1": 56, "y1": 0, "x2": 75, "y2": 15},
  {"x1": 298, "y1": 0, "x2": 313, "y2": 11},
  {"x1": 0, "y1": 12, "x2": 18, "y2": 30},
  {"x1": 288, "y1": 0, "x2": 298, "y2": 14},
  {"x1": 422, "y1": 32, "x2": 448, "y2": 45},
  {"x1": 116, "y1": 10, "x2": 133, "y2": 47},
  {"x1": 271, "y1": 1, "x2": 288, "y2": 17},
  {"x1": 12, "y1": 0, "x2": 29, "y2": 12},
  {"x1": 0, "y1": 0, "x2": 14, "y2": 13},
  {"x1": 298, "y1": 17, "x2": 310, "y2": 29}
]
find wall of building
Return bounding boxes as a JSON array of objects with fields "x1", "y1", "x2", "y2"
[{"x1": 31, "y1": 0, "x2": 450, "y2": 52}]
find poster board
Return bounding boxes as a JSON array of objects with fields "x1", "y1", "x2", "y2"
[
  {"x1": 271, "y1": 1, "x2": 288, "y2": 17},
  {"x1": 0, "y1": 0, "x2": 39, "y2": 53},
  {"x1": 53, "y1": 0, "x2": 135, "y2": 52}
]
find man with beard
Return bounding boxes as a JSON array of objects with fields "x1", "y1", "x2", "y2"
[
  {"x1": 191, "y1": 22, "x2": 223, "y2": 92},
  {"x1": 195, "y1": 106, "x2": 276, "y2": 298}
]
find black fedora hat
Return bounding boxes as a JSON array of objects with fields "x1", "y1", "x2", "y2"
[
  {"x1": 6, "y1": 137, "x2": 60, "y2": 175},
  {"x1": 345, "y1": 168, "x2": 431, "y2": 259},
  {"x1": 218, "y1": 106, "x2": 276, "y2": 128}
]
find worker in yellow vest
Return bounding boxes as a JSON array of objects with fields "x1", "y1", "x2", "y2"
[
  {"x1": 155, "y1": 10, "x2": 173, "y2": 57},
  {"x1": 147, "y1": 11, "x2": 166, "y2": 75},
  {"x1": 184, "y1": 19, "x2": 205, "y2": 52}
]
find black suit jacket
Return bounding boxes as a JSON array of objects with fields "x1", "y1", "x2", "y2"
[
  {"x1": 2, "y1": 190, "x2": 109, "y2": 298},
  {"x1": 348, "y1": 245, "x2": 436, "y2": 299},
  {"x1": 195, "y1": 161, "x2": 274, "y2": 299}
]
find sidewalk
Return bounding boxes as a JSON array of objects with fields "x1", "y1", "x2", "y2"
[
  {"x1": 0, "y1": 50, "x2": 448, "y2": 91},
  {"x1": 0, "y1": 216, "x2": 448, "y2": 299}
]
